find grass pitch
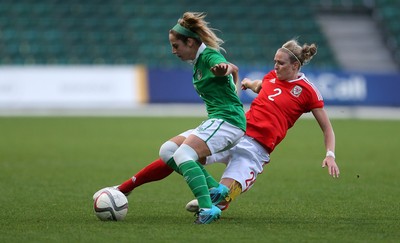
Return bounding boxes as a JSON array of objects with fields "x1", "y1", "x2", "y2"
[{"x1": 0, "y1": 116, "x2": 399, "y2": 242}]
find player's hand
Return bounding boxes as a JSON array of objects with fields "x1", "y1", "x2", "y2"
[
  {"x1": 322, "y1": 157, "x2": 340, "y2": 178},
  {"x1": 211, "y1": 63, "x2": 229, "y2": 76},
  {"x1": 241, "y1": 78, "x2": 251, "y2": 90}
]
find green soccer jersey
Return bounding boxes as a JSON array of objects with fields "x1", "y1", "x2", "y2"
[{"x1": 193, "y1": 47, "x2": 246, "y2": 131}]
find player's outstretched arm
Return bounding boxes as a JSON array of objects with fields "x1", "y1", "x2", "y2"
[
  {"x1": 312, "y1": 108, "x2": 340, "y2": 178},
  {"x1": 241, "y1": 78, "x2": 262, "y2": 93}
]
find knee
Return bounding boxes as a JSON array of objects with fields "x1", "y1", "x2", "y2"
[
  {"x1": 159, "y1": 141, "x2": 179, "y2": 162},
  {"x1": 173, "y1": 144, "x2": 199, "y2": 166}
]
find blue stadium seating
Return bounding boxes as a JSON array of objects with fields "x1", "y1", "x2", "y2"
[{"x1": 0, "y1": 0, "x2": 397, "y2": 69}]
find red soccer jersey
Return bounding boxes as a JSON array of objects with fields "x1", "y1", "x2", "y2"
[{"x1": 245, "y1": 70, "x2": 324, "y2": 153}]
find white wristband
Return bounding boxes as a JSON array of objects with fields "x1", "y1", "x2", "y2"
[{"x1": 326, "y1": 150, "x2": 335, "y2": 159}]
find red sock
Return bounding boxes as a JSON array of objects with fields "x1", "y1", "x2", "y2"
[{"x1": 118, "y1": 158, "x2": 174, "y2": 194}]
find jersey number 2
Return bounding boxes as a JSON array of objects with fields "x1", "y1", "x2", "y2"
[{"x1": 268, "y1": 88, "x2": 282, "y2": 101}]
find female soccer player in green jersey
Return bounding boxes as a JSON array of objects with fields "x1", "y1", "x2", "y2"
[
  {"x1": 94, "y1": 12, "x2": 244, "y2": 224},
  {"x1": 161, "y1": 12, "x2": 246, "y2": 224}
]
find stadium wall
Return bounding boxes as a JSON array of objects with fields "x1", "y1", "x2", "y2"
[
  {"x1": 0, "y1": 66, "x2": 399, "y2": 110},
  {"x1": 0, "y1": 66, "x2": 147, "y2": 109},
  {"x1": 149, "y1": 67, "x2": 400, "y2": 107}
]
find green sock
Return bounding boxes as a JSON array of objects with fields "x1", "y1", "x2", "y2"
[
  {"x1": 196, "y1": 161, "x2": 219, "y2": 189},
  {"x1": 179, "y1": 160, "x2": 212, "y2": 209},
  {"x1": 166, "y1": 158, "x2": 181, "y2": 175}
]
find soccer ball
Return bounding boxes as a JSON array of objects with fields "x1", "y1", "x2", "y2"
[{"x1": 94, "y1": 188, "x2": 128, "y2": 221}]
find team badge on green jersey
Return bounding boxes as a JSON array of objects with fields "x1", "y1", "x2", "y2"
[{"x1": 195, "y1": 69, "x2": 202, "y2": 80}]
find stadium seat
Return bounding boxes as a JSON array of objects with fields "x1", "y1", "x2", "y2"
[{"x1": 6, "y1": 0, "x2": 395, "y2": 69}]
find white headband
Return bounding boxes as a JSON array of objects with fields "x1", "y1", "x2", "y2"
[{"x1": 281, "y1": 47, "x2": 301, "y2": 65}]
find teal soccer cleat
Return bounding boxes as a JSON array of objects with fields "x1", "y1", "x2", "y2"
[
  {"x1": 186, "y1": 183, "x2": 230, "y2": 213},
  {"x1": 194, "y1": 205, "x2": 221, "y2": 224},
  {"x1": 209, "y1": 184, "x2": 229, "y2": 205}
]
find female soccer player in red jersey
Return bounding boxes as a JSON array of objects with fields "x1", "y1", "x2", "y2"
[{"x1": 94, "y1": 39, "x2": 340, "y2": 213}]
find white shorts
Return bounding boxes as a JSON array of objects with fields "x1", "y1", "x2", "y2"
[
  {"x1": 178, "y1": 118, "x2": 244, "y2": 154},
  {"x1": 205, "y1": 135, "x2": 270, "y2": 192}
]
